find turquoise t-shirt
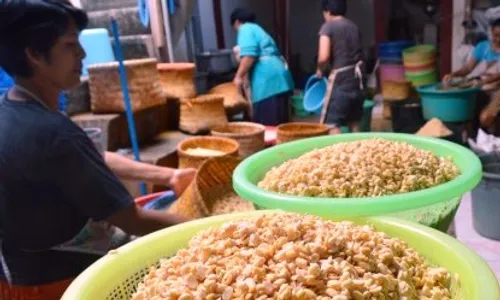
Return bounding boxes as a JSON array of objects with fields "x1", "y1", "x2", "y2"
[
  {"x1": 472, "y1": 41, "x2": 500, "y2": 62},
  {"x1": 237, "y1": 23, "x2": 294, "y2": 103}
]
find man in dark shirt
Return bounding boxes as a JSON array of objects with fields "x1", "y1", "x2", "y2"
[{"x1": 0, "y1": 1, "x2": 191, "y2": 297}]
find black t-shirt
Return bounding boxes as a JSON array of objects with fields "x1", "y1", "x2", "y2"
[
  {"x1": 319, "y1": 18, "x2": 365, "y2": 87},
  {"x1": 0, "y1": 94, "x2": 133, "y2": 285}
]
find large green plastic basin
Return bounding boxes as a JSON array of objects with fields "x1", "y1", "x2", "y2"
[
  {"x1": 61, "y1": 211, "x2": 500, "y2": 300},
  {"x1": 233, "y1": 133, "x2": 482, "y2": 219}
]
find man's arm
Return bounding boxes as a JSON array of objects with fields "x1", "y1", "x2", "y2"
[
  {"x1": 234, "y1": 56, "x2": 256, "y2": 87},
  {"x1": 50, "y1": 134, "x2": 191, "y2": 237},
  {"x1": 450, "y1": 58, "x2": 479, "y2": 78},
  {"x1": 316, "y1": 35, "x2": 331, "y2": 76},
  {"x1": 108, "y1": 204, "x2": 189, "y2": 236},
  {"x1": 104, "y1": 152, "x2": 195, "y2": 197}
]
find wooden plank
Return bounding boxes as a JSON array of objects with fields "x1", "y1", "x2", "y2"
[
  {"x1": 213, "y1": 0, "x2": 225, "y2": 49},
  {"x1": 440, "y1": 0, "x2": 453, "y2": 76}
]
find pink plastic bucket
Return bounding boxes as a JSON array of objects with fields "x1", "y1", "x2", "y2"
[{"x1": 379, "y1": 64, "x2": 406, "y2": 82}]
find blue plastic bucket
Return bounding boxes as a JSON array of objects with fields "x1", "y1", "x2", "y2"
[
  {"x1": 79, "y1": 28, "x2": 116, "y2": 76},
  {"x1": 0, "y1": 67, "x2": 14, "y2": 89},
  {"x1": 303, "y1": 75, "x2": 327, "y2": 114},
  {"x1": 416, "y1": 83, "x2": 479, "y2": 122},
  {"x1": 377, "y1": 41, "x2": 415, "y2": 62}
]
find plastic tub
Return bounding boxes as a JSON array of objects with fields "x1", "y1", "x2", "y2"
[
  {"x1": 403, "y1": 45, "x2": 436, "y2": 64},
  {"x1": 303, "y1": 75, "x2": 327, "y2": 113},
  {"x1": 390, "y1": 100, "x2": 426, "y2": 134},
  {"x1": 360, "y1": 100, "x2": 375, "y2": 132},
  {"x1": 407, "y1": 70, "x2": 438, "y2": 87},
  {"x1": 79, "y1": 28, "x2": 116, "y2": 76},
  {"x1": 379, "y1": 64, "x2": 406, "y2": 82},
  {"x1": 0, "y1": 67, "x2": 13, "y2": 89},
  {"x1": 61, "y1": 211, "x2": 500, "y2": 300},
  {"x1": 417, "y1": 83, "x2": 479, "y2": 122},
  {"x1": 377, "y1": 41, "x2": 415, "y2": 59},
  {"x1": 135, "y1": 191, "x2": 176, "y2": 210},
  {"x1": 233, "y1": 133, "x2": 481, "y2": 227},
  {"x1": 471, "y1": 162, "x2": 500, "y2": 240}
]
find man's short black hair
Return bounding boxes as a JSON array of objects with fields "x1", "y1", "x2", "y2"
[
  {"x1": 491, "y1": 18, "x2": 500, "y2": 29},
  {"x1": 321, "y1": 0, "x2": 347, "y2": 16},
  {"x1": 230, "y1": 8, "x2": 256, "y2": 26},
  {"x1": 0, "y1": 0, "x2": 88, "y2": 78}
]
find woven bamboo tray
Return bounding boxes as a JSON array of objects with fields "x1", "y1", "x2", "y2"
[
  {"x1": 208, "y1": 82, "x2": 249, "y2": 115},
  {"x1": 168, "y1": 156, "x2": 254, "y2": 219},
  {"x1": 157, "y1": 63, "x2": 197, "y2": 99},
  {"x1": 87, "y1": 58, "x2": 164, "y2": 113},
  {"x1": 179, "y1": 95, "x2": 228, "y2": 135},
  {"x1": 211, "y1": 122, "x2": 265, "y2": 158},
  {"x1": 177, "y1": 136, "x2": 239, "y2": 169},
  {"x1": 276, "y1": 122, "x2": 329, "y2": 144}
]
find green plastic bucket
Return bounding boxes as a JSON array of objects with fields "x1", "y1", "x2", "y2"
[
  {"x1": 233, "y1": 133, "x2": 482, "y2": 224},
  {"x1": 62, "y1": 211, "x2": 500, "y2": 300},
  {"x1": 361, "y1": 100, "x2": 374, "y2": 132},
  {"x1": 291, "y1": 94, "x2": 305, "y2": 110}
]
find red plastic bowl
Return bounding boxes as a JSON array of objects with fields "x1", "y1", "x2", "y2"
[{"x1": 135, "y1": 192, "x2": 166, "y2": 207}]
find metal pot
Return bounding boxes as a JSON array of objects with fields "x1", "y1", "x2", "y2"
[{"x1": 196, "y1": 49, "x2": 237, "y2": 74}]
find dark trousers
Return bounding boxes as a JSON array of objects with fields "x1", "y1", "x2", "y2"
[{"x1": 251, "y1": 92, "x2": 291, "y2": 126}]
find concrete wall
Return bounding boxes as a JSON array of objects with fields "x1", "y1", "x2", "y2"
[{"x1": 197, "y1": 0, "x2": 375, "y2": 72}]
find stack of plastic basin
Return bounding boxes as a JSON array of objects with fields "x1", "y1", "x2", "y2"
[
  {"x1": 79, "y1": 28, "x2": 116, "y2": 76},
  {"x1": 377, "y1": 41, "x2": 415, "y2": 101},
  {"x1": 0, "y1": 67, "x2": 14, "y2": 96},
  {"x1": 403, "y1": 45, "x2": 438, "y2": 87},
  {"x1": 303, "y1": 75, "x2": 327, "y2": 115}
]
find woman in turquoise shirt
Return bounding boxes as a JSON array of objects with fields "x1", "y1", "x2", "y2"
[{"x1": 231, "y1": 8, "x2": 294, "y2": 126}]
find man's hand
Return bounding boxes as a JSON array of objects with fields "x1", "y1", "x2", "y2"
[
  {"x1": 233, "y1": 75, "x2": 244, "y2": 88},
  {"x1": 169, "y1": 168, "x2": 196, "y2": 197},
  {"x1": 442, "y1": 74, "x2": 453, "y2": 83},
  {"x1": 315, "y1": 69, "x2": 323, "y2": 79}
]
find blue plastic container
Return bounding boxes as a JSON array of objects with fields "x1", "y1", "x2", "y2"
[
  {"x1": 377, "y1": 41, "x2": 415, "y2": 61},
  {"x1": 303, "y1": 75, "x2": 328, "y2": 114},
  {"x1": 416, "y1": 83, "x2": 480, "y2": 122},
  {"x1": 0, "y1": 67, "x2": 14, "y2": 89},
  {"x1": 0, "y1": 88, "x2": 7, "y2": 97},
  {"x1": 79, "y1": 28, "x2": 116, "y2": 76}
]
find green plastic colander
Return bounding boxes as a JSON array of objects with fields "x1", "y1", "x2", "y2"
[
  {"x1": 61, "y1": 211, "x2": 500, "y2": 300},
  {"x1": 233, "y1": 133, "x2": 482, "y2": 228}
]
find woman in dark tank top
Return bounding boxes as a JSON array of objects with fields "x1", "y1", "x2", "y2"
[{"x1": 316, "y1": 0, "x2": 366, "y2": 134}]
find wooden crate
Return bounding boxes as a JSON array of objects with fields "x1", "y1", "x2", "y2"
[{"x1": 71, "y1": 103, "x2": 168, "y2": 151}]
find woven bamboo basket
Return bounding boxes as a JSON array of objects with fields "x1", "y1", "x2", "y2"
[
  {"x1": 276, "y1": 122, "x2": 329, "y2": 144},
  {"x1": 179, "y1": 95, "x2": 228, "y2": 134},
  {"x1": 208, "y1": 82, "x2": 249, "y2": 115},
  {"x1": 167, "y1": 156, "x2": 254, "y2": 219},
  {"x1": 87, "y1": 58, "x2": 164, "y2": 113},
  {"x1": 177, "y1": 136, "x2": 240, "y2": 169},
  {"x1": 195, "y1": 157, "x2": 254, "y2": 216},
  {"x1": 157, "y1": 63, "x2": 197, "y2": 99},
  {"x1": 211, "y1": 122, "x2": 265, "y2": 158}
]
